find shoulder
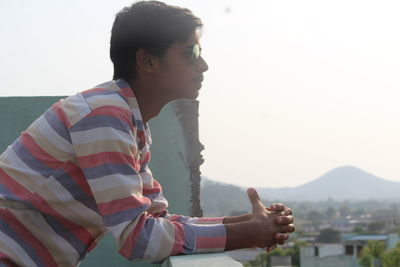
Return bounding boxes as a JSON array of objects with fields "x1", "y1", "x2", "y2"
[
  {"x1": 61, "y1": 81, "x2": 134, "y2": 128},
  {"x1": 80, "y1": 81, "x2": 131, "y2": 112}
]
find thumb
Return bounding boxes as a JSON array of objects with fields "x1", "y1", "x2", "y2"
[{"x1": 247, "y1": 188, "x2": 264, "y2": 214}]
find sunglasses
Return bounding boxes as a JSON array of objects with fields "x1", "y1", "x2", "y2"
[
  {"x1": 187, "y1": 44, "x2": 201, "y2": 63},
  {"x1": 165, "y1": 43, "x2": 202, "y2": 64}
]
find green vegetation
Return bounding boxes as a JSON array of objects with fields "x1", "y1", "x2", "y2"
[
  {"x1": 359, "y1": 241, "x2": 400, "y2": 267},
  {"x1": 382, "y1": 244, "x2": 400, "y2": 267},
  {"x1": 244, "y1": 241, "x2": 307, "y2": 267},
  {"x1": 359, "y1": 241, "x2": 385, "y2": 267}
]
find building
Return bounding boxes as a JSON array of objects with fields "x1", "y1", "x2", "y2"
[{"x1": 300, "y1": 234, "x2": 399, "y2": 267}]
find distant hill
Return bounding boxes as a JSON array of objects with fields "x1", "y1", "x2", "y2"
[
  {"x1": 200, "y1": 167, "x2": 400, "y2": 216},
  {"x1": 256, "y1": 166, "x2": 400, "y2": 201},
  {"x1": 200, "y1": 178, "x2": 251, "y2": 217}
]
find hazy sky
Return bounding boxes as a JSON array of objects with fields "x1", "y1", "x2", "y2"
[{"x1": 1, "y1": 0, "x2": 400, "y2": 188}]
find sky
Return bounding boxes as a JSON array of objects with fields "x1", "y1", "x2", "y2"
[{"x1": 1, "y1": 0, "x2": 400, "y2": 188}]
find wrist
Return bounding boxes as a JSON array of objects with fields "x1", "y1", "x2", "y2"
[
  {"x1": 224, "y1": 220, "x2": 259, "y2": 250},
  {"x1": 223, "y1": 214, "x2": 252, "y2": 224}
]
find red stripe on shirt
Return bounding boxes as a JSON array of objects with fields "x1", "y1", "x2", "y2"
[
  {"x1": 29, "y1": 193, "x2": 95, "y2": 248},
  {"x1": 20, "y1": 133, "x2": 63, "y2": 170},
  {"x1": 62, "y1": 162, "x2": 94, "y2": 197},
  {"x1": 52, "y1": 102, "x2": 71, "y2": 128},
  {"x1": 195, "y1": 236, "x2": 226, "y2": 249},
  {"x1": 0, "y1": 169, "x2": 32, "y2": 200},
  {"x1": 0, "y1": 209, "x2": 58, "y2": 267},
  {"x1": 119, "y1": 214, "x2": 147, "y2": 258},
  {"x1": 120, "y1": 85, "x2": 135, "y2": 98},
  {"x1": 170, "y1": 221, "x2": 184, "y2": 255},
  {"x1": 142, "y1": 180, "x2": 161, "y2": 195},
  {"x1": 78, "y1": 152, "x2": 135, "y2": 169},
  {"x1": 97, "y1": 196, "x2": 151, "y2": 216},
  {"x1": 0, "y1": 251, "x2": 19, "y2": 267},
  {"x1": 140, "y1": 151, "x2": 150, "y2": 165}
]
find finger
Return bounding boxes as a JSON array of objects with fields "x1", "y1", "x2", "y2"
[
  {"x1": 265, "y1": 243, "x2": 277, "y2": 253},
  {"x1": 247, "y1": 188, "x2": 264, "y2": 213},
  {"x1": 278, "y1": 223, "x2": 295, "y2": 233},
  {"x1": 282, "y1": 208, "x2": 292, "y2": 216},
  {"x1": 275, "y1": 233, "x2": 289, "y2": 244},
  {"x1": 277, "y1": 239, "x2": 286, "y2": 245},
  {"x1": 276, "y1": 215, "x2": 294, "y2": 225},
  {"x1": 266, "y1": 203, "x2": 285, "y2": 212}
]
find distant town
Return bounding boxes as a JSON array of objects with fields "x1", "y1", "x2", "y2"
[{"x1": 201, "y1": 166, "x2": 400, "y2": 267}]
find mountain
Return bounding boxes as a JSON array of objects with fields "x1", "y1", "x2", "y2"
[
  {"x1": 256, "y1": 166, "x2": 400, "y2": 201},
  {"x1": 200, "y1": 178, "x2": 251, "y2": 217}
]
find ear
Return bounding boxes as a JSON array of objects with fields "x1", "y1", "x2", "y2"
[{"x1": 136, "y1": 48, "x2": 159, "y2": 73}]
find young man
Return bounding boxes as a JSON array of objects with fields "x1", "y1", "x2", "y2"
[{"x1": 0, "y1": 1, "x2": 294, "y2": 266}]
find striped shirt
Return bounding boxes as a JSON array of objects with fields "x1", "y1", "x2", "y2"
[{"x1": 0, "y1": 80, "x2": 226, "y2": 266}]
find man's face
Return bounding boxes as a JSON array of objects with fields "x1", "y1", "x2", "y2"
[{"x1": 156, "y1": 32, "x2": 209, "y2": 99}]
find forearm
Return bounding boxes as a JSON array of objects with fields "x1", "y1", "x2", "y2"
[
  {"x1": 224, "y1": 221, "x2": 258, "y2": 250},
  {"x1": 222, "y1": 214, "x2": 251, "y2": 224}
]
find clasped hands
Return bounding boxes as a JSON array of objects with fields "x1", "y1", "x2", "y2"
[
  {"x1": 247, "y1": 187, "x2": 295, "y2": 252},
  {"x1": 223, "y1": 187, "x2": 295, "y2": 252}
]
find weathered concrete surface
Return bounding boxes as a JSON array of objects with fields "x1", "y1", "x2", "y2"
[
  {"x1": 174, "y1": 100, "x2": 204, "y2": 218},
  {"x1": 161, "y1": 253, "x2": 243, "y2": 267}
]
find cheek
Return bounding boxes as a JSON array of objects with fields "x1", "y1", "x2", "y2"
[
  {"x1": 170, "y1": 68, "x2": 194, "y2": 87},
  {"x1": 160, "y1": 60, "x2": 196, "y2": 91}
]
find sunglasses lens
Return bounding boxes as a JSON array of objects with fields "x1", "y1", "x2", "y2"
[{"x1": 192, "y1": 44, "x2": 200, "y2": 62}]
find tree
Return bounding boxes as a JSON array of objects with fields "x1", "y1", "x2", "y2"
[
  {"x1": 315, "y1": 228, "x2": 341, "y2": 243},
  {"x1": 359, "y1": 241, "x2": 385, "y2": 267},
  {"x1": 244, "y1": 248, "x2": 285, "y2": 267},
  {"x1": 382, "y1": 244, "x2": 400, "y2": 267},
  {"x1": 244, "y1": 241, "x2": 308, "y2": 267}
]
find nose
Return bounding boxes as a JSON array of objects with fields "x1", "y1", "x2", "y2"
[{"x1": 197, "y1": 56, "x2": 209, "y2": 73}]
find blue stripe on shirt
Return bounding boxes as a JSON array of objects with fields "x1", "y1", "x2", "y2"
[
  {"x1": 132, "y1": 217, "x2": 155, "y2": 259},
  {"x1": 41, "y1": 213, "x2": 87, "y2": 257},
  {"x1": 12, "y1": 139, "x2": 54, "y2": 179},
  {"x1": 0, "y1": 216, "x2": 43, "y2": 266},
  {"x1": 102, "y1": 205, "x2": 149, "y2": 227},
  {"x1": 54, "y1": 169, "x2": 98, "y2": 212},
  {"x1": 44, "y1": 109, "x2": 72, "y2": 143},
  {"x1": 83, "y1": 163, "x2": 137, "y2": 179},
  {"x1": 70, "y1": 115, "x2": 131, "y2": 133}
]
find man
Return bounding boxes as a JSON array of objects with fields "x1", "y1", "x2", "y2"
[{"x1": 0, "y1": 1, "x2": 295, "y2": 266}]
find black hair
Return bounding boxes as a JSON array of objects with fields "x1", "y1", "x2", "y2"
[{"x1": 110, "y1": 1, "x2": 203, "y2": 81}]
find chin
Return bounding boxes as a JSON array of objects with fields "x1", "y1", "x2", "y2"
[{"x1": 184, "y1": 91, "x2": 199, "y2": 100}]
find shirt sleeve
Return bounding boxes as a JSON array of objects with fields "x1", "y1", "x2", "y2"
[{"x1": 69, "y1": 106, "x2": 226, "y2": 262}]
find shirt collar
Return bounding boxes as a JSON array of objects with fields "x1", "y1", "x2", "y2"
[{"x1": 109, "y1": 79, "x2": 152, "y2": 144}]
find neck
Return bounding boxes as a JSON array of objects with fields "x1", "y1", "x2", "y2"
[{"x1": 127, "y1": 77, "x2": 173, "y2": 123}]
